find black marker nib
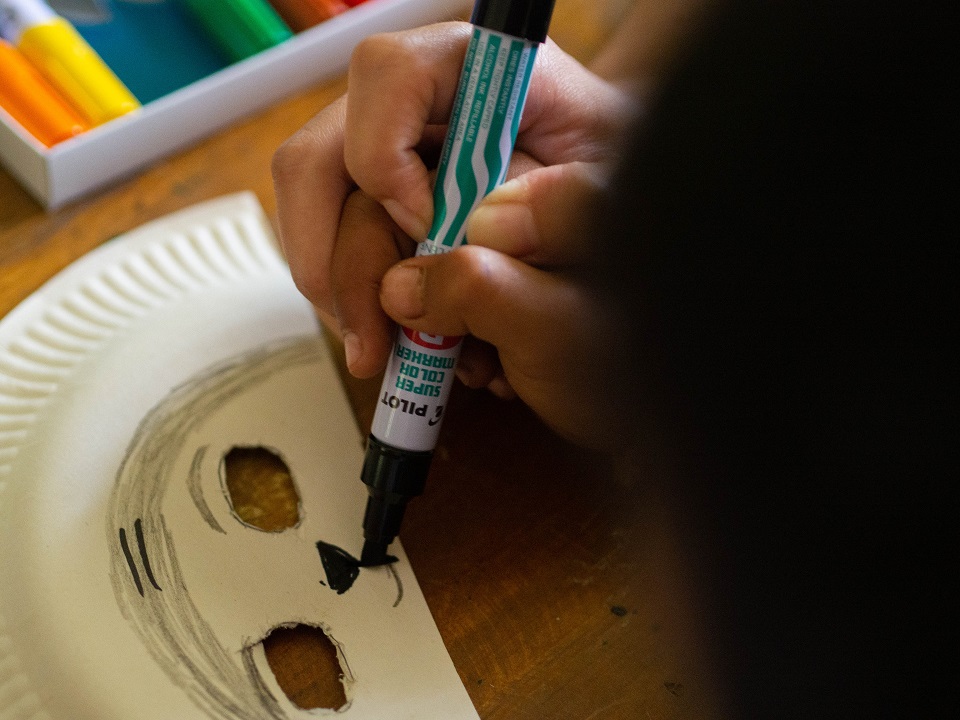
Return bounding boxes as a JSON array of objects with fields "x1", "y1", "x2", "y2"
[{"x1": 359, "y1": 539, "x2": 398, "y2": 568}]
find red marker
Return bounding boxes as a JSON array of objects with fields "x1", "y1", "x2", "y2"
[{"x1": 268, "y1": 0, "x2": 349, "y2": 32}]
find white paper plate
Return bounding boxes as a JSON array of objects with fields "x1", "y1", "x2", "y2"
[{"x1": 0, "y1": 194, "x2": 477, "y2": 720}]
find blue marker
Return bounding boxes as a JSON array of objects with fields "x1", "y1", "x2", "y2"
[
  {"x1": 360, "y1": 0, "x2": 557, "y2": 566},
  {"x1": 49, "y1": 0, "x2": 228, "y2": 104}
]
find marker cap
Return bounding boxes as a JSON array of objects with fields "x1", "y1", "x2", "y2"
[
  {"x1": 360, "y1": 435, "x2": 432, "y2": 498},
  {"x1": 470, "y1": 0, "x2": 557, "y2": 43},
  {"x1": 359, "y1": 435, "x2": 432, "y2": 559},
  {"x1": 0, "y1": 0, "x2": 56, "y2": 44}
]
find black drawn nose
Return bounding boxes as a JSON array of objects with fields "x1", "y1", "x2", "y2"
[
  {"x1": 315, "y1": 540, "x2": 405, "y2": 607},
  {"x1": 315, "y1": 541, "x2": 361, "y2": 594}
]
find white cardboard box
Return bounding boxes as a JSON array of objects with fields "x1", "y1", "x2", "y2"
[{"x1": 0, "y1": 0, "x2": 468, "y2": 209}]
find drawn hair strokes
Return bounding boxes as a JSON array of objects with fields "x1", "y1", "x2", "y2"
[{"x1": 105, "y1": 337, "x2": 403, "y2": 719}]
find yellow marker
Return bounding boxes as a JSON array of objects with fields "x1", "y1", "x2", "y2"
[{"x1": 0, "y1": 0, "x2": 139, "y2": 126}]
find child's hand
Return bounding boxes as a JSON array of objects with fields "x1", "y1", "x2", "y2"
[
  {"x1": 272, "y1": 22, "x2": 634, "y2": 445},
  {"x1": 380, "y1": 161, "x2": 621, "y2": 447}
]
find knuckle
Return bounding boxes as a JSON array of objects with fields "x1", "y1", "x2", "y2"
[
  {"x1": 340, "y1": 188, "x2": 366, "y2": 218},
  {"x1": 272, "y1": 132, "x2": 316, "y2": 184},
  {"x1": 273, "y1": 99, "x2": 346, "y2": 184},
  {"x1": 350, "y1": 32, "x2": 408, "y2": 78},
  {"x1": 567, "y1": 160, "x2": 609, "y2": 195},
  {"x1": 443, "y1": 246, "x2": 502, "y2": 305},
  {"x1": 339, "y1": 190, "x2": 392, "y2": 238},
  {"x1": 288, "y1": 263, "x2": 331, "y2": 310}
]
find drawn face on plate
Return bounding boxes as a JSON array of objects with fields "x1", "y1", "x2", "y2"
[{"x1": 106, "y1": 338, "x2": 400, "y2": 718}]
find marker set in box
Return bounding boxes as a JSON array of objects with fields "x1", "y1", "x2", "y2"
[
  {"x1": 0, "y1": 0, "x2": 467, "y2": 208},
  {"x1": 0, "y1": 0, "x2": 373, "y2": 147}
]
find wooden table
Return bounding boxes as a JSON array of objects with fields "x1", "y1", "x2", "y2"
[{"x1": 1, "y1": 2, "x2": 711, "y2": 717}]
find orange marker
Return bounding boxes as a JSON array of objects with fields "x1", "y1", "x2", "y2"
[
  {"x1": 0, "y1": 38, "x2": 89, "y2": 146},
  {"x1": 1, "y1": 0, "x2": 139, "y2": 126}
]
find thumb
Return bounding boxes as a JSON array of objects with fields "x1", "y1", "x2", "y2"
[
  {"x1": 466, "y1": 161, "x2": 609, "y2": 265},
  {"x1": 379, "y1": 245, "x2": 614, "y2": 447},
  {"x1": 379, "y1": 246, "x2": 593, "y2": 362}
]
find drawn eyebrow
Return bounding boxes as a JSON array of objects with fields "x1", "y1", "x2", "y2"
[
  {"x1": 187, "y1": 445, "x2": 226, "y2": 534},
  {"x1": 118, "y1": 518, "x2": 161, "y2": 596}
]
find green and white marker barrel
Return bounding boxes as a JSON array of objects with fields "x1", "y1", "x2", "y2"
[{"x1": 371, "y1": 26, "x2": 539, "y2": 452}]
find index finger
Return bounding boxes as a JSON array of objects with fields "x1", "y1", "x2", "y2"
[
  {"x1": 272, "y1": 96, "x2": 353, "y2": 321},
  {"x1": 344, "y1": 22, "x2": 473, "y2": 240}
]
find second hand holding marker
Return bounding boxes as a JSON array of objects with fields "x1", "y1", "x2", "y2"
[
  {"x1": 0, "y1": 0, "x2": 139, "y2": 125},
  {"x1": 359, "y1": 0, "x2": 557, "y2": 566}
]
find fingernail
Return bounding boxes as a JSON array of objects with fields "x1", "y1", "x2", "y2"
[
  {"x1": 383, "y1": 199, "x2": 430, "y2": 241},
  {"x1": 381, "y1": 264, "x2": 425, "y2": 319},
  {"x1": 486, "y1": 177, "x2": 527, "y2": 203},
  {"x1": 455, "y1": 358, "x2": 480, "y2": 388},
  {"x1": 472, "y1": 177, "x2": 535, "y2": 241},
  {"x1": 469, "y1": 202, "x2": 538, "y2": 251},
  {"x1": 487, "y1": 375, "x2": 517, "y2": 400},
  {"x1": 343, "y1": 331, "x2": 362, "y2": 373}
]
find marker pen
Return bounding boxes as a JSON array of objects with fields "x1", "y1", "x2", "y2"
[
  {"x1": 267, "y1": 0, "x2": 348, "y2": 33},
  {"x1": 0, "y1": 37, "x2": 89, "y2": 146},
  {"x1": 0, "y1": 0, "x2": 139, "y2": 125},
  {"x1": 178, "y1": 0, "x2": 293, "y2": 63},
  {"x1": 359, "y1": 0, "x2": 556, "y2": 566},
  {"x1": 48, "y1": 0, "x2": 229, "y2": 104}
]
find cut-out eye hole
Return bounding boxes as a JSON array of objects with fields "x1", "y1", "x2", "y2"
[
  {"x1": 263, "y1": 625, "x2": 349, "y2": 711},
  {"x1": 222, "y1": 446, "x2": 301, "y2": 531}
]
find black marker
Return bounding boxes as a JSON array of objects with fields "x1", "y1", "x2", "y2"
[{"x1": 359, "y1": 0, "x2": 556, "y2": 566}]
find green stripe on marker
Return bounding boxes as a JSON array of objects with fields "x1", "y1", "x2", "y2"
[{"x1": 425, "y1": 28, "x2": 539, "y2": 253}]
